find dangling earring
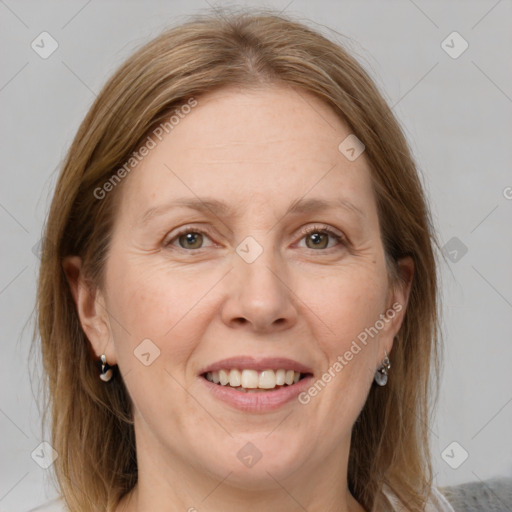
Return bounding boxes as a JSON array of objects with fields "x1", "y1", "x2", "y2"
[
  {"x1": 99, "y1": 354, "x2": 113, "y2": 382},
  {"x1": 374, "y1": 350, "x2": 390, "y2": 386}
]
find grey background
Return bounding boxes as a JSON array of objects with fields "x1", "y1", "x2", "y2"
[{"x1": 1, "y1": 0, "x2": 511, "y2": 510}]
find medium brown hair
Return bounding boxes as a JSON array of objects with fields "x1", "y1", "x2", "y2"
[{"x1": 34, "y1": 8, "x2": 441, "y2": 511}]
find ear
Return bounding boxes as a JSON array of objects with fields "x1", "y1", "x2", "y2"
[
  {"x1": 383, "y1": 255, "x2": 414, "y2": 353},
  {"x1": 62, "y1": 256, "x2": 117, "y2": 365}
]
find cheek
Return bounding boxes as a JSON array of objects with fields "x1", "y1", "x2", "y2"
[
  {"x1": 104, "y1": 262, "x2": 207, "y2": 430},
  {"x1": 107, "y1": 255, "x2": 200, "y2": 332},
  {"x1": 301, "y1": 263, "x2": 389, "y2": 347},
  {"x1": 105, "y1": 256, "x2": 225, "y2": 374},
  {"x1": 299, "y1": 270, "x2": 387, "y2": 423},
  {"x1": 104, "y1": 262, "x2": 179, "y2": 367}
]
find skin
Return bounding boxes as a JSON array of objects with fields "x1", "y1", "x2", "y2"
[{"x1": 64, "y1": 85, "x2": 413, "y2": 512}]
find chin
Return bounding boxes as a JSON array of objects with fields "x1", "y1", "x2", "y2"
[
  {"x1": 200, "y1": 441, "x2": 307, "y2": 490},
  {"x1": 217, "y1": 464, "x2": 302, "y2": 492}
]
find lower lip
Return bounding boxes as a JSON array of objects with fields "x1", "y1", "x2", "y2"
[{"x1": 199, "y1": 375, "x2": 314, "y2": 413}]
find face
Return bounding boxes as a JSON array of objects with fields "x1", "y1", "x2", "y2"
[{"x1": 69, "y1": 85, "x2": 412, "y2": 494}]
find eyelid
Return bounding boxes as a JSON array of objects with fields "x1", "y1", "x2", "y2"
[
  {"x1": 295, "y1": 223, "x2": 348, "y2": 248},
  {"x1": 164, "y1": 225, "x2": 217, "y2": 248},
  {"x1": 164, "y1": 223, "x2": 348, "y2": 250}
]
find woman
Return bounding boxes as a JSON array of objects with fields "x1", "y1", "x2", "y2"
[{"x1": 33, "y1": 9, "x2": 454, "y2": 512}]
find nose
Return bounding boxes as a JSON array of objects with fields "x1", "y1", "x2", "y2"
[{"x1": 220, "y1": 242, "x2": 299, "y2": 334}]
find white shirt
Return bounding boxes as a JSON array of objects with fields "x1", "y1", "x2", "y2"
[{"x1": 383, "y1": 484, "x2": 456, "y2": 511}]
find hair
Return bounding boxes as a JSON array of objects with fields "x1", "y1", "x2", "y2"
[{"x1": 33, "y1": 8, "x2": 441, "y2": 512}]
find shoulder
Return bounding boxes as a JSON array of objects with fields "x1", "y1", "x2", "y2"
[
  {"x1": 382, "y1": 484, "x2": 455, "y2": 512},
  {"x1": 438, "y1": 477, "x2": 512, "y2": 511},
  {"x1": 27, "y1": 498, "x2": 68, "y2": 512},
  {"x1": 427, "y1": 487, "x2": 456, "y2": 512}
]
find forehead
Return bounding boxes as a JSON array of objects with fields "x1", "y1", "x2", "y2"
[{"x1": 118, "y1": 85, "x2": 376, "y2": 222}]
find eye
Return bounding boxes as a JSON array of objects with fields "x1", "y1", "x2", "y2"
[
  {"x1": 164, "y1": 224, "x2": 346, "y2": 252},
  {"x1": 297, "y1": 224, "x2": 346, "y2": 251},
  {"x1": 165, "y1": 228, "x2": 214, "y2": 250}
]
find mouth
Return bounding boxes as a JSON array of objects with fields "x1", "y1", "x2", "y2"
[
  {"x1": 201, "y1": 368, "x2": 312, "y2": 393},
  {"x1": 198, "y1": 356, "x2": 314, "y2": 411}
]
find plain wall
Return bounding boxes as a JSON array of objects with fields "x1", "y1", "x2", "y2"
[{"x1": 0, "y1": 0, "x2": 511, "y2": 510}]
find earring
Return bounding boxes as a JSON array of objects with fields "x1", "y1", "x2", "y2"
[
  {"x1": 99, "y1": 354, "x2": 113, "y2": 382},
  {"x1": 374, "y1": 350, "x2": 390, "y2": 386}
]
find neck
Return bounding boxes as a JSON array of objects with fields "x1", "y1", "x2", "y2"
[
  {"x1": 116, "y1": 436, "x2": 367, "y2": 512},
  {"x1": 118, "y1": 476, "x2": 366, "y2": 512}
]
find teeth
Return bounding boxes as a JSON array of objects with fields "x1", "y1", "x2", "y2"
[
  {"x1": 219, "y1": 369, "x2": 229, "y2": 386},
  {"x1": 259, "y1": 370, "x2": 276, "y2": 389},
  {"x1": 241, "y1": 369, "x2": 259, "y2": 388},
  {"x1": 204, "y1": 368, "x2": 305, "y2": 390},
  {"x1": 229, "y1": 369, "x2": 241, "y2": 387}
]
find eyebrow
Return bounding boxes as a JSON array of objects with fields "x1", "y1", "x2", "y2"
[{"x1": 140, "y1": 196, "x2": 365, "y2": 225}]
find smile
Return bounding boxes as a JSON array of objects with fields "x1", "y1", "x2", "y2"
[{"x1": 203, "y1": 368, "x2": 309, "y2": 392}]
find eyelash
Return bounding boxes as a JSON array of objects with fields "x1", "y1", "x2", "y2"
[
  {"x1": 165, "y1": 224, "x2": 347, "y2": 252},
  {"x1": 297, "y1": 224, "x2": 347, "y2": 250}
]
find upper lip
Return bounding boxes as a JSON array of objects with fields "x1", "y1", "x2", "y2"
[{"x1": 199, "y1": 356, "x2": 314, "y2": 375}]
